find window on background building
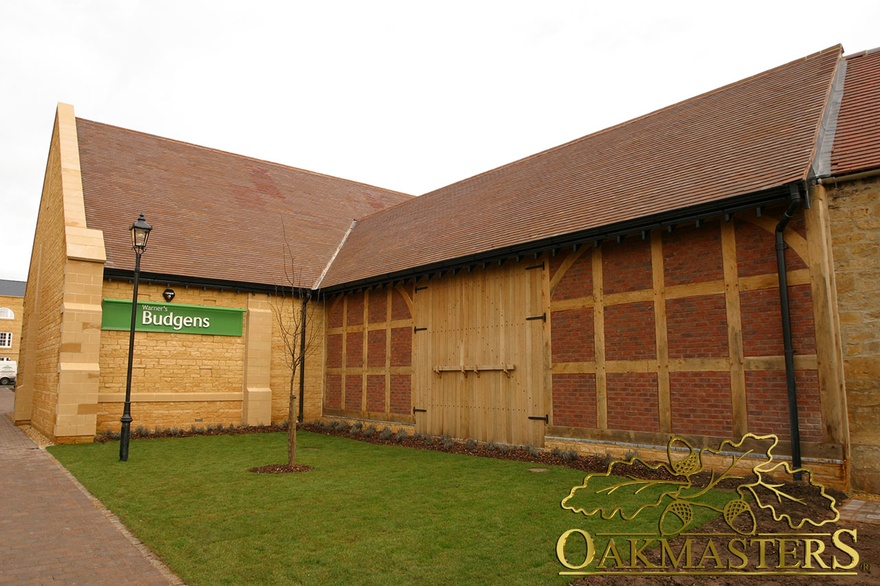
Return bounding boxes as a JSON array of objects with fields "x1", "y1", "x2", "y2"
[
  {"x1": 0, "y1": 332, "x2": 11, "y2": 348},
  {"x1": 0, "y1": 308, "x2": 12, "y2": 320}
]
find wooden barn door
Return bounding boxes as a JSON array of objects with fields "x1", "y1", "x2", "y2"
[{"x1": 412, "y1": 259, "x2": 548, "y2": 447}]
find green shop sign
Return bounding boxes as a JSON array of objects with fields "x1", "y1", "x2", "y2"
[{"x1": 102, "y1": 299, "x2": 245, "y2": 336}]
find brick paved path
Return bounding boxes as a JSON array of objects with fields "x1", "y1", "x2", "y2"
[
  {"x1": 840, "y1": 496, "x2": 880, "y2": 523},
  {"x1": 0, "y1": 388, "x2": 182, "y2": 585}
]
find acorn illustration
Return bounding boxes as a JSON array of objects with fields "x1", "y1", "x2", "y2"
[
  {"x1": 660, "y1": 499, "x2": 694, "y2": 535},
  {"x1": 668, "y1": 439, "x2": 702, "y2": 477},
  {"x1": 723, "y1": 498, "x2": 757, "y2": 535}
]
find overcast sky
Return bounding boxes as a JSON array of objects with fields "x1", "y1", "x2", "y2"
[{"x1": 1, "y1": 1, "x2": 877, "y2": 282}]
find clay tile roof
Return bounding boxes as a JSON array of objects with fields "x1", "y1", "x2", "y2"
[
  {"x1": 830, "y1": 48, "x2": 880, "y2": 176},
  {"x1": 77, "y1": 120, "x2": 413, "y2": 288},
  {"x1": 322, "y1": 46, "x2": 843, "y2": 288}
]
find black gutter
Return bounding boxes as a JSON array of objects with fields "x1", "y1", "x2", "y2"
[
  {"x1": 775, "y1": 183, "x2": 805, "y2": 478},
  {"x1": 103, "y1": 269, "x2": 313, "y2": 297}
]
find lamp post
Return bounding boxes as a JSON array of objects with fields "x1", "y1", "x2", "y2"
[{"x1": 120, "y1": 213, "x2": 152, "y2": 461}]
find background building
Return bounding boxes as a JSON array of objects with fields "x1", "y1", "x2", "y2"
[{"x1": 0, "y1": 279, "x2": 26, "y2": 370}]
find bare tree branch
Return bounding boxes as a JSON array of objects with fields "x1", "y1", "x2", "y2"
[{"x1": 270, "y1": 219, "x2": 323, "y2": 467}]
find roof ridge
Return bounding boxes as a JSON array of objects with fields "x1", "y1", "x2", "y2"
[
  {"x1": 844, "y1": 45, "x2": 880, "y2": 60},
  {"x1": 75, "y1": 117, "x2": 414, "y2": 198}
]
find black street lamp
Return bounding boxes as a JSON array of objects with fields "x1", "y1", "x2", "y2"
[{"x1": 120, "y1": 213, "x2": 152, "y2": 461}]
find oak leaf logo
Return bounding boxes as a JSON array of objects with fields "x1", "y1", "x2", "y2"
[{"x1": 560, "y1": 434, "x2": 839, "y2": 536}]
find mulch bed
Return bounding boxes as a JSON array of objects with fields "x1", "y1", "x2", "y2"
[
  {"x1": 299, "y1": 421, "x2": 615, "y2": 471},
  {"x1": 249, "y1": 463, "x2": 313, "y2": 474},
  {"x1": 95, "y1": 422, "x2": 290, "y2": 442}
]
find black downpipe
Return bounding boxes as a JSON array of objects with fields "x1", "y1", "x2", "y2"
[
  {"x1": 775, "y1": 187, "x2": 804, "y2": 478},
  {"x1": 298, "y1": 292, "x2": 309, "y2": 424}
]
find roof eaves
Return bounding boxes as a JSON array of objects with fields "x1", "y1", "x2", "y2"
[
  {"x1": 320, "y1": 183, "x2": 799, "y2": 293},
  {"x1": 103, "y1": 268, "x2": 284, "y2": 295},
  {"x1": 844, "y1": 46, "x2": 880, "y2": 59}
]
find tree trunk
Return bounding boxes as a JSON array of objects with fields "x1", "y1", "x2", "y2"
[{"x1": 288, "y1": 367, "x2": 297, "y2": 467}]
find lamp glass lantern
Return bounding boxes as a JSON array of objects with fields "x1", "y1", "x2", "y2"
[{"x1": 130, "y1": 213, "x2": 152, "y2": 252}]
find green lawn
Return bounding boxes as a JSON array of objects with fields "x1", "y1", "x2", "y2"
[{"x1": 48, "y1": 432, "x2": 721, "y2": 585}]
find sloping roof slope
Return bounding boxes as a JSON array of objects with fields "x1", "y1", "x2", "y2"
[
  {"x1": 0, "y1": 280, "x2": 26, "y2": 297},
  {"x1": 77, "y1": 120, "x2": 413, "y2": 288},
  {"x1": 831, "y1": 48, "x2": 880, "y2": 176},
  {"x1": 322, "y1": 46, "x2": 843, "y2": 288}
]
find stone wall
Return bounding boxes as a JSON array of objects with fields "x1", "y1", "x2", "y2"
[
  {"x1": 96, "y1": 281, "x2": 326, "y2": 434},
  {"x1": 14, "y1": 104, "x2": 107, "y2": 443},
  {"x1": 96, "y1": 281, "x2": 247, "y2": 432},
  {"x1": 827, "y1": 175, "x2": 880, "y2": 493}
]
